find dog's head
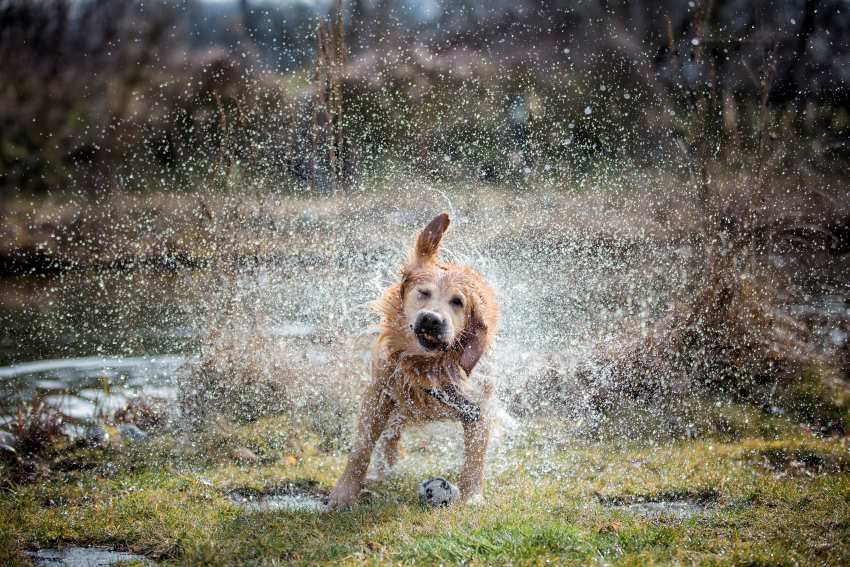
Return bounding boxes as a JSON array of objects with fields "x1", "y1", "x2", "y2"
[{"x1": 391, "y1": 213, "x2": 497, "y2": 374}]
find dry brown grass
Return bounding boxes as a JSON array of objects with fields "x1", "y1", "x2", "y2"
[{"x1": 569, "y1": 246, "x2": 845, "y2": 434}]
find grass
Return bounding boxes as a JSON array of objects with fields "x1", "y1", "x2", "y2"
[{"x1": 1, "y1": 414, "x2": 849, "y2": 565}]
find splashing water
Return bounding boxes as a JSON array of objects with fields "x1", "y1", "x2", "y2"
[
  {"x1": 228, "y1": 486, "x2": 326, "y2": 513},
  {"x1": 1, "y1": 183, "x2": 846, "y2": 459}
]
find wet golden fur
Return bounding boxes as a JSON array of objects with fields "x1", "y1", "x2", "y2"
[{"x1": 326, "y1": 213, "x2": 499, "y2": 509}]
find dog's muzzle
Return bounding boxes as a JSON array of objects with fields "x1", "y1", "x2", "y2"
[{"x1": 413, "y1": 311, "x2": 448, "y2": 351}]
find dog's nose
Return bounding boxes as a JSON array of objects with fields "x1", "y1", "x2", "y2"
[{"x1": 416, "y1": 312, "x2": 444, "y2": 335}]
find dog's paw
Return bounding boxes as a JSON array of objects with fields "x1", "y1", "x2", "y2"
[
  {"x1": 460, "y1": 490, "x2": 484, "y2": 506},
  {"x1": 364, "y1": 472, "x2": 385, "y2": 486},
  {"x1": 324, "y1": 482, "x2": 360, "y2": 510}
]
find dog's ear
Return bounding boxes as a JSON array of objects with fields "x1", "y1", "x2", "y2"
[
  {"x1": 414, "y1": 213, "x2": 450, "y2": 262},
  {"x1": 458, "y1": 308, "x2": 489, "y2": 375},
  {"x1": 398, "y1": 269, "x2": 410, "y2": 301}
]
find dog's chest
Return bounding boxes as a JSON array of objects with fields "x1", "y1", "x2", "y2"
[
  {"x1": 382, "y1": 368, "x2": 491, "y2": 424},
  {"x1": 394, "y1": 390, "x2": 460, "y2": 422}
]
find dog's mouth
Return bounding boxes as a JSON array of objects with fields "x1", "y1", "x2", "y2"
[{"x1": 415, "y1": 330, "x2": 448, "y2": 352}]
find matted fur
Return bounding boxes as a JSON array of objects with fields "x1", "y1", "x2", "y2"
[{"x1": 326, "y1": 212, "x2": 499, "y2": 509}]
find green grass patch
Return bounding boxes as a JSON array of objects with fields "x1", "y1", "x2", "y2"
[{"x1": 1, "y1": 414, "x2": 849, "y2": 565}]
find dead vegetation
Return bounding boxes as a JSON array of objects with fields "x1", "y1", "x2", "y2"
[
  {"x1": 114, "y1": 397, "x2": 170, "y2": 432},
  {"x1": 522, "y1": 1, "x2": 850, "y2": 438},
  {"x1": 584, "y1": 251, "x2": 811, "y2": 396},
  {"x1": 538, "y1": 246, "x2": 849, "y2": 437},
  {"x1": 177, "y1": 326, "x2": 362, "y2": 450},
  {"x1": 0, "y1": 398, "x2": 67, "y2": 487},
  {"x1": 311, "y1": 0, "x2": 348, "y2": 193},
  {"x1": 8, "y1": 397, "x2": 67, "y2": 457},
  {"x1": 174, "y1": 233, "x2": 362, "y2": 449}
]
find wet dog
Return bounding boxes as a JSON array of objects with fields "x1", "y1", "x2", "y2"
[{"x1": 326, "y1": 213, "x2": 499, "y2": 509}]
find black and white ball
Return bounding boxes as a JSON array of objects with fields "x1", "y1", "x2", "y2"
[{"x1": 418, "y1": 477, "x2": 460, "y2": 507}]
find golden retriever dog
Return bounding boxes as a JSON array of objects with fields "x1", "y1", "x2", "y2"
[{"x1": 326, "y1": 213, "x2": 499, "y2": 509}]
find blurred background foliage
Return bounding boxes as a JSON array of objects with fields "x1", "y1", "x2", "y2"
[{"x1": 0, "y1": 0, "x2": 847, "y2": 195}]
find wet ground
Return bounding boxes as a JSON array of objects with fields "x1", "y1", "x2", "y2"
[
  {"x1": 228, "y1": 483, "x2": 327, "y2": 513},
  {"x1": 27, "y1": 546, "x2": 150, "y2": 566},
  {"x1": 606, "y1": 500, "x2": 715, "y2": 520}
]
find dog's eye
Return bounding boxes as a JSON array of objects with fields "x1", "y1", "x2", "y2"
[
  {"x1": 418, "y1": 289, "x2": 431, "y2": 299},
  {"x1": 450, "y1": 296, "x2": 464, "y2": 308}
]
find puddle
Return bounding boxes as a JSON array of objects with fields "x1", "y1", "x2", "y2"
[
  {"x1": 0, "y1": 356, "x2": 190, "y2": 429},
  {"x1": 27, "y1": 546, "x2": 150, "y2": 566},
  {"x1": 228, "y1": 483, "x2": 326, "y2": 513},
  {"x1": 0, "y1": 355, "x2": 188, "y2": 380},
  {"x1": 608, "y1": 501, "x2": 713, "y2": 520},
  {"x1": 600, "y1": 492, "x2": 718, "y2": 520}
]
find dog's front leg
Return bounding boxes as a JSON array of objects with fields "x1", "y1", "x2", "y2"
[
  {"x1": 365, "y1": 425, "x2": 402, "y2": 485},
  {"x1": 326, "y1": 386, "x2": 393, "y2": 510},
  {"x1": 459, "y1": 417, "x2": 490, "y2": 504}
]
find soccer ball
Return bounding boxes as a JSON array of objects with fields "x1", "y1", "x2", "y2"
[{"x1": 418, "y1": 477, "x2": 460, "y2": 507}]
